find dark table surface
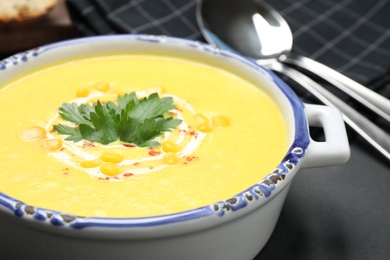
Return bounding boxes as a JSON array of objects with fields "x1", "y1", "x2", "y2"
[
  {"x1": 1, "y1": 1, "x2": 389, "y2": 259},
  {"x1": 256, "y1": 137, "x2": 390, "y2": 260}
]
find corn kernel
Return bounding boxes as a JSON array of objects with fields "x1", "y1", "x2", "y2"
[
  {"x1": 194, "y1": 114, "x2": 210, "y2": 125},
  {"x1": 93, "y1": 82, "x2": 110, "y2": 92},
  {"x1": 80, "y1": 159, "x2": 101, "y2": 168},
  {"x1": 162, "y1": 153, "x2": 179, "y2": 165},
  {"x1": 161, "y1": 141, "x2": 181, "y2": 153},
  {"x1": 194, "y1": 114, "x2": 213, "y2": 132},
  {"x1": 196, "y1": 124, "x2": 213, "y2": 132},
  {"x1": 100, "y1": 152, "x2": 124, "y2": 163},
  {"x1": 37, "y1": 139, "x2": 63, "y2": 152},
  {"x1": 100, "y1": 163, "x2": 122, "y2": 176},
  {"x1": 211, "y1": 115, "x2": 230, "y2": 127},
  {"x1": 76, "y1": 87, "x2": 90, "y2": 97},
  {"x1": 21, "y1": 126, "x2": 47, "y2": 141}
]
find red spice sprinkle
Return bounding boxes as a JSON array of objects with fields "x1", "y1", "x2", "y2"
[
  {"x1": 98, "y1": 177, "x2": 112, "y2": 181},
  {"x1": 82, "y1": 141, "x2": 95, "y2": 148},
  {"x1": 123, "y1": 143, "x2": 136, "y2": 148},
  {"x1": 148, "y1": 150, "x2": 161, "y2": 156},
  {"x1": 189, "y1": 131, "x2": 198, "y2": 139},
  {"x1": 123, "y1": 173, "x2": 134, "y2": 177},
  {"x1": 133, "y1": 162, "x2": 140, "y2": 166},
  {"x1": 180, "y1": 129, "x2": 198, "y2": 138},
  {"x1": 185, "y1": 156, "x2": 198, "y2": 163},
  {"x1": 62, "y1": 168, "x2": 69, "y2": 175}
]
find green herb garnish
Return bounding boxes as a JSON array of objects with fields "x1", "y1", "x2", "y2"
[{"x1": 53, "y1": 92, "x2": 182, "y2": 147}]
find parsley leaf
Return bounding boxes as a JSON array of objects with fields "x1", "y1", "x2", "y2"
[
  {"x1": 53, "y1": 92, "x2": 182, "y2": 147},
  {"x1": 52, "y1": 124, "x2": 82, "y2": 142},
  {"x1": 57, "y1": 103, "x2": 93, "y2": 126},
  {"x1": 79, "y1": 101, "x2": 119, "y2": 144}
]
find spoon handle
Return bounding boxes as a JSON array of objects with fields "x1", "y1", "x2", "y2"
[
  {"x1": 268, "y1": 62, "x2": 390, "y2": 160},
  {"x1": 280, "y1": 54, "x2": 390, "y2": 122}
]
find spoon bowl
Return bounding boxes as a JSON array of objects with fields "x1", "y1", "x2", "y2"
[
  {"x1": 198, "y1": 0, "x2": 292, "y2": 60},
  {"x1": 197, "y1": 0, "x2": 390, "y2": 119}
]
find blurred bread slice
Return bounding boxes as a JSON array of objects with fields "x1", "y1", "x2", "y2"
[{"x1": 0, "y1": 0, "x2": 58, "y2": 23}]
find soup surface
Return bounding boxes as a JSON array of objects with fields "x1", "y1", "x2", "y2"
[{"x1": 0, "y1": 54, "x2": 288, "y2": 217}]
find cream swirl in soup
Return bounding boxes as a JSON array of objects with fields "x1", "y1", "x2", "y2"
[{"x1": 43, "y1": 88, "x2": 209, "y2": 181}]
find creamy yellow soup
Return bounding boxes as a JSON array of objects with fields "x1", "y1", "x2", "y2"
[{"x1": 0, "y1": 55, "x2": 288, "y2": 218}]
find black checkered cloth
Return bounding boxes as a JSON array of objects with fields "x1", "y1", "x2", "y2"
[{"x1": 66, "y1": 0, "x2": 390, "y2": 104}]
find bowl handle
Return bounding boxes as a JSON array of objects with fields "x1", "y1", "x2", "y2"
[{"x1": 301, "y1": 104, "x2": 350, "y2": 168}]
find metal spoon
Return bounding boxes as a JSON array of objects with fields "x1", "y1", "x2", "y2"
[
  {"x1": 196, "y1": 0, "x2": 390, "y2": 160},
  {"x1": 196, "y1": 0, "x2": 390, "y2": 122}
]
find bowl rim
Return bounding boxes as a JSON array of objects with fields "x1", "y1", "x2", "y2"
[{"x1": 0, "y1": 34, "x2": 310, "y2": 230}]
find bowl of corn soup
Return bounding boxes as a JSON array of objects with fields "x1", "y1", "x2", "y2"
[{"x1": 0, "y1": 35, "x2": 350, "y2": 260}]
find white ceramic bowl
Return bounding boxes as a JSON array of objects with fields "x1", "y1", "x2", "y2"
[{"x1": 0, "y1": 35, "x2": 350, "y2": 260}]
